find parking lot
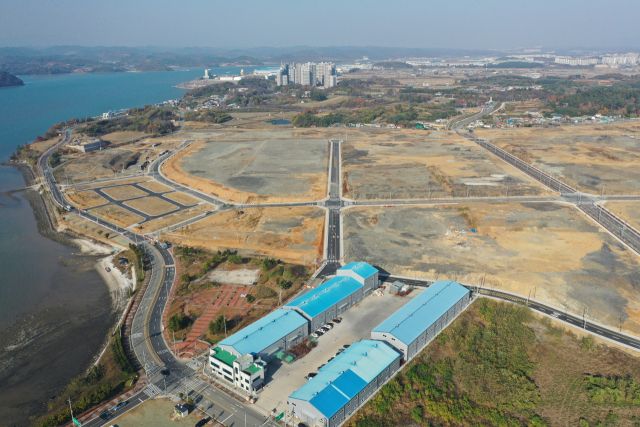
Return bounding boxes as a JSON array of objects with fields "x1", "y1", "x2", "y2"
[{"x1": 253, "y1": 287, "x2": 424, "y2": 415}]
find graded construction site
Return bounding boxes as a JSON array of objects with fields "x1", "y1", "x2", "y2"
[
  {"x1": 474, "y1": 123, "x2": 640, "y2": 195},
  {"x1": 163, "y1": 133, "x2": 330, "y2": 203},
  {"x1": 162, "y1": 206, "x2": 325, "y2": 263},
  {"x1": 341, "y1": 130, "x2": 548, "y2": 199},
  {"x1": 343, "y1": 202, "x2": 640, "y2": 336}
]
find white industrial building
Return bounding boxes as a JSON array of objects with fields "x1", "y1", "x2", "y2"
[
  {"x1": 209, "y1": 309, "x2": 308, "y2": 393},
  {"x1": 371, "y1": 280, "x2": 471, "y2": 361}
]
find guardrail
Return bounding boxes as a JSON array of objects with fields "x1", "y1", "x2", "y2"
[{"x1": 467, "y1": 136, "x2": 576, "y2": 193}]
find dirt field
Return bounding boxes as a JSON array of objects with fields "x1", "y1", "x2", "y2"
[
  {"x1": 163, "y1": 136, "x2": 329, "y2": 203},
  {"x1": 474, "y1": 123, "x2": 640, "y2": 195},
  {"x1": 342, "y1": 130, "x2": 548, "y2": 199},
  {"x1": 163, "y1": 206, "x2": 325, "y2": 263},
  {"x1": 132, "y1": 203, "x2": 216, "y2": 234},
  {"x1": 604, "y1": 201, "x2": 640, "y2": 232},
  {"x1": 137, "y1": 181, "x2": 173, "y2": 193},
  {"x1": 54, "y1": 149, "x2": 147, "y2": 184},
  {"x1": 65, "y1": 190, "x2": 108, "y2": 209},
  {"x1": 208, "y1": 267, "x2": 261, "y2": 285},
  {"x1": 61, "y1": 213, "x2": 130, "y2": 247},
  {"x1": 110, "y1": 398, "x2": 202, "y2": 427},
  {"x1": 123, "y1": 196, "x2": 179, "y2": 216},
  {"x1": 163, "y1": 191, "x2": 202, "y2": 206},
  {"x1": 62, "y1": 176, "x2": 151, "y2": 193},
  {"x1": 343, "y1": 202, "x2": 640, "y2": 336},
  {"x1": 100, "y1": 131, "x2": 147, "y2": 145},
  {"x1": 101, "y1": 184, "x2": 148, "y2": 201},
  {"x1": 91, "y1": 205, "x2": 145, "y2": 227}
]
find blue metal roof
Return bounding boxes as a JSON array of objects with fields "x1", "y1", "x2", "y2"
[
  {"x1": 284, "y1": 276, "x2": 362, "y2": 318},
  {"x1": 372, "y1": 281, "x2": 469, "y2": 346},
  {"x1": 219, "y1": 309, "x2": 307, "y2": 356},
  {"x1": 339, "y1": 262, "x2": 378, "y2": 280},
  {"x1": 289, "y1": 340, "x2": 400, "y2": 418}
]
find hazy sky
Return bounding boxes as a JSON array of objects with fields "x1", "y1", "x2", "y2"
[{"x1": 1, "y1": 0, "x2": 639, "y2": 50}]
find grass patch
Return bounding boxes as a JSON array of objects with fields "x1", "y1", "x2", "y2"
[{"x1": 348, "y1": 299, "x2": 640, "y2": 427}]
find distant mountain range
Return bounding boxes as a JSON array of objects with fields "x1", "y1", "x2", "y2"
[
  {"x1": 0, "y1": 70, "x2": 23, "y2": 87},
  {"x1": 2, "y1": 45, "x2": 636, "y2": 76},
  {"x1": 0, "y1": 46, "x2": 264, "y2": 75}
]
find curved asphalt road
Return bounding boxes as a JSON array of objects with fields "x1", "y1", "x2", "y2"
[{"x1": 37, "y1": 116, "x2": 640, "y2": 425}]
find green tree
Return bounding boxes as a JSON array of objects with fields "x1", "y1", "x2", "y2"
[
  {"x1": 283, "y1": 267, "x2": 293, "y2": 279},
  {"x1": 208, "y1": 315, "x2": 228, "y2": 335},
  {"x1": 168, "y1": 313, "x2": 189, "y2": 332},
  {"x1": 228, "y1": 254, "x2": 242, "y2": 264},
  {"x1": 411, "y1": 406, "x2": 423, "y2": 423}
]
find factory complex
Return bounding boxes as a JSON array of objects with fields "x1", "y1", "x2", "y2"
[
  {"x1": 288, "y1": 280, "x2": 471, "y2": 427},
  {"x1": 208, "y1": 262, "x2": 472, "y2": 427},
  {"x1": 208, "y1": 263, "x2": 379, "y2": 392}
]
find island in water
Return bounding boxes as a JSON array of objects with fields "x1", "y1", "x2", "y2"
[{"x1": 0, "y1": 71, "x2": 24, "y2": 87}]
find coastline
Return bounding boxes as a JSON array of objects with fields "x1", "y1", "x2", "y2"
[{"x1": 0, "y1": 160, "x2": 132, "y2": 425}]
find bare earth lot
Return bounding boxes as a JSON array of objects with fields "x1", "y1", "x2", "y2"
[
  {"x1": 163, "y1": 191, "x2": 202, "y2": 206},
  {"x1": 132, "y1": 203, "x2": 216, "y2": 234},
  {"x1": 604, "y1": 201, "x2": 640, "y2": 232},
  {"x1": 342, "y1": 130, "x2": 547, "y2": 199},
  {"x1": 164, "y1": 137, "x2": 329, "y2": 203},
  {"x1": 474, "y1": 123, "x2": 640, "y2": 195},
  {"x1": 124, "y1": 196, "x2": 179, "y2": 216},
  {"x1": 110, "y1": 398, "x2": 200, "y2": 427},
  {"x1": 101, "y1": 184, "x2": 148, "y2": 201},
  {"x1": 62, "y1": 176, "x2": 151, "y2": 193},
  {"x1": 91, "y1": 205, "x2": 145, "y2": 228},
  {"x1": 137, "y1": 180, "x2": 173, "y2": 193},
  {"x1": 65, "y1": 190, "x2": 108, "y2": 209},
  {"x1": 208, "y1": 267, "x2": 261, "y2": 285},
  {"x1": 343, "y1": 202, "x2": 640, "y2": 336},
  {"x1": 164, "y1": 206, "x2": 325, "y2": 263}
]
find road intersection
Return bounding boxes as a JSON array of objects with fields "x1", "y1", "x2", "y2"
[{"x1": 37, "y1": 114, "x2": 640, "y2": 426}]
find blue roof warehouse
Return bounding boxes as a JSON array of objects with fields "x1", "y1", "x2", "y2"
[
  {"x1": 285, "y1": 262, "x2": 380, "y2": 332},
  {"x1": 208, "y1": 262, "x2": 379, "y2": 395},
  {"x1": 210, "y1": 309, "x2": 308, "y2": 393},
  {"x1": 288, "y1": 340, "x2": 401, "y2": 427},
  {"x1": 371, "y1": 280, "x2": 470, "y2": 361}
]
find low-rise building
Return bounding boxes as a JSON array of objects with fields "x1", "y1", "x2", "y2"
[
  {"x1": 288, "y1": 340, "x2": 401, "y2": 427},
  {"x1": 284, "y1": 262, "x2": 379, "y2": 332},
  {"x1": 284, "y1": 276, "x2": 364, "y2": 332},
  {"x1": 210, "y1": 348, "x2": 267, "y2": 393},
  {"x1": 371, "y1": 280, "x2": 471, "y2": 361},
  {"x1": 209, "y1": 308, "x2": 308, "y2": 393},
  {"x1": 335, "y1": 262, "x2": 378, "y2": 290}
]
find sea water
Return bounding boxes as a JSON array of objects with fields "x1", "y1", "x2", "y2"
[{"x1": 0, "y1": 67, "x2": 253, "y2": 425}]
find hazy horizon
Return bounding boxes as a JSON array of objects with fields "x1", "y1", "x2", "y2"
[{"x1": 1, "y1": 0, "x2": 639, "y2": 50}]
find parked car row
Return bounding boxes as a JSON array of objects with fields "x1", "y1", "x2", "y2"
[
  {"x1": 307, "y1": 343, "x2": 351, "y2": 380},
  {"x1": 310, "y1": 317, "x2": 341, "y2": 338}
]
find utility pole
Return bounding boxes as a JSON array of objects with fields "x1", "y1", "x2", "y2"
[{"x1": 583, "y1": 307, "x2": 588, "y2": 329}]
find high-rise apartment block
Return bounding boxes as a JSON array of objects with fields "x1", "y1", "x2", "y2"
[{"x1": 278, "y1": 62, "x2": 336, "y2": 88}]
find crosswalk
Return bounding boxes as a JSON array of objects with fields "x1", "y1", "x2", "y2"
[
  {"x1": 143, "y1": 382, "x2": 162, "y2": 398},
  {"x1": 180, "y1": 377, "x2": 204, "y2": 393},
  {"x1": 186, "y1": 359, "x2": 203, "y2": 370}
]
